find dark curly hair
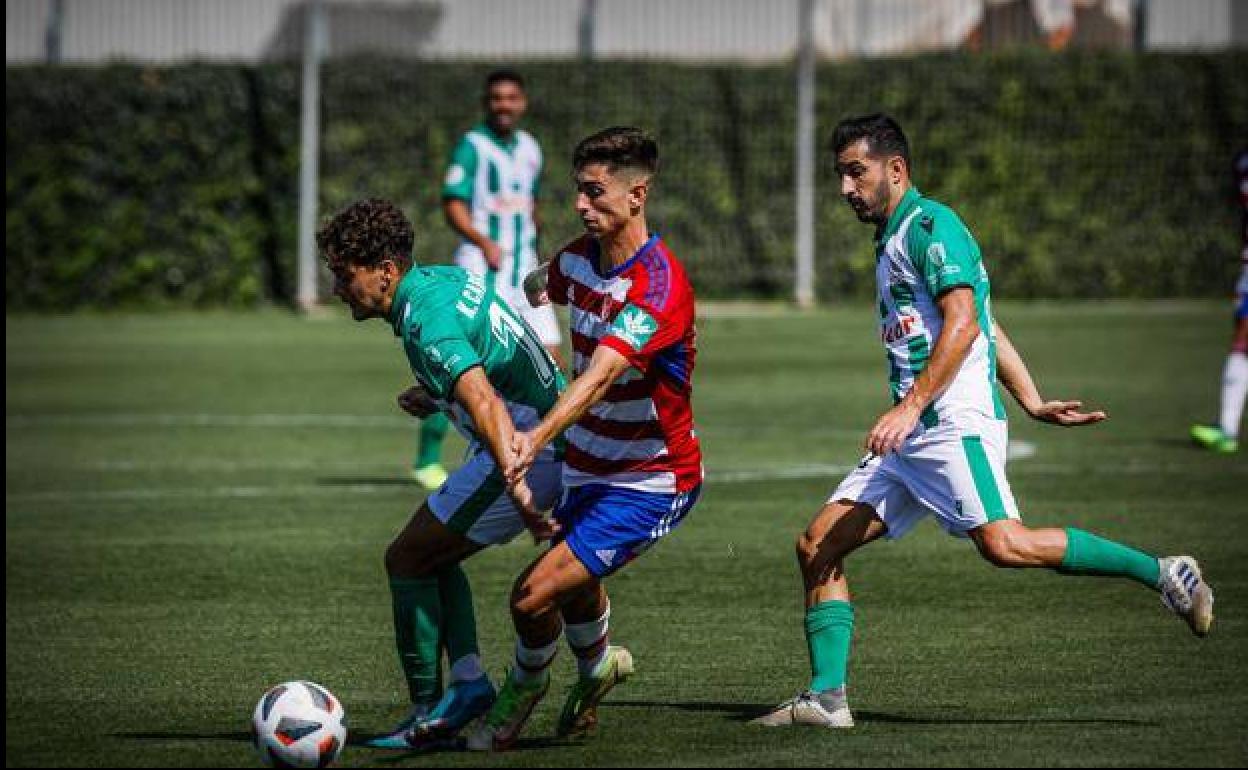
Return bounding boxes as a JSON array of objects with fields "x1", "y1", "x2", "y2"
[
  {"x1": 573, "y1": 126, "x2": 658, "y2": 177},
  {"x1": 317, "y1": 198, "x2": 414, "y2": 272}
]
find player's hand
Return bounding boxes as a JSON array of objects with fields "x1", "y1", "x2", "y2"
[
  {"x1": 866, "y1": 401, "x2": 921, "y2": 455},
  {"x1": 507, "y1": 478, "x2": 560, "y2": 543},
  {"x1": 482, "y1": 241, "x2": 503, "y2": 272},
  {"x1": 397, "y1": 385, "x2": 439, "y2": 419},
  {"x1": 523, "y1": 264, "x2": 550, "y2": 307},
  {"x1": 506, "y1": 430, "x2": 539, "y2": 485},
  {"x1": 1028, "y1": 399, "x2": 1107, "y2": 427}
]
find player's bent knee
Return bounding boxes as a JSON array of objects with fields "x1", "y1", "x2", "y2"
[
  {"x1": 976, "y1": 528, "x2": 1029, "y2": 568},
  {"x1": 509, "y1": 573, "x2": 555, "y2": 619}
]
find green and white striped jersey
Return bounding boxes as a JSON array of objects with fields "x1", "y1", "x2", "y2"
[
  {"x1": 442, "y1": 123, "x2": 543, "y2": 291},
  {"x1": 874, "y1": 187, "x2": 1006, "y2": 427},
  {"x1": 388, "y1": 265, "x2": 565, "y2": 450}
]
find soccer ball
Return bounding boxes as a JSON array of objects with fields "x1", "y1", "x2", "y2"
[{"x1": 252, "y1": 681, "x2": 347, "y2": 768}]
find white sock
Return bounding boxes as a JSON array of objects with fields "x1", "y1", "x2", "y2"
[
  {"x1": 1220, "y1": 351, "x2": 1247, "y2": 439},
  {"x1": 565, "y1": 602, "x2": 611, "y2": 677},
  {"x1": 449, "y1": 653, "x2": 484, "y2": 683},
  {"x1": 512, "y1": 638, "x2": 558, "y2": 684}
]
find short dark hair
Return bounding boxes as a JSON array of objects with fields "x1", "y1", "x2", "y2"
[
  {"x1": 573, "y1": 126, "x2": 659, "y2": 176},
  {"x1": 831, "y1": 113, "x2": 911, "y2": 173},
  {"x1": 317, "y1": 198, "x2": 414, "y2": 272},
  {"x1": 485, "y1": 69, "x2": 525, "y2": 92}
]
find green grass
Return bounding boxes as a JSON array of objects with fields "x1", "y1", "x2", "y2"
[{"x1": 6, "y1": 302, "x2": 1247, "y2": 767}]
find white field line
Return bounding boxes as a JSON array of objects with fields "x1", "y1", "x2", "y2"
[
  {"x1": 6, "y1": 461, "x2": 1232, "y2": 505},
  {"x1": 6, "y1": 413, "x2": 412, "y2": 429}
]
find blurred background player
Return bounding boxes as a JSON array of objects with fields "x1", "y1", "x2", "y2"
[
  {"x1": 466, "y1": 127, "x2": 702, "y2": 751},
  {"x1": 754, "y1": 114, "x2": 1215, "y2": 730},
  {"x1": 318, "y1": 198, "x2": 566, "y2": 749},
  {"x1": 410, "y1": 69, "x2": 563, "y2": 489},
  {"x1": 1189, "y1": 148, "x2": 1248, "y2": 454}
]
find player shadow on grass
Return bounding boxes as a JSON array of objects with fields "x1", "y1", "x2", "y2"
[
  {"x1": 117, "y1": 729, "x2": 570, "y2": 755},
  {"x1": 605, "y1": 701, "x2": 1155, "y2": 727},
  {"x1": 115, "y1": 730, "x2": 254, "y2": 743},
  {"x1": 367, "y1": 739, "x2": 572, "y2": 763}
]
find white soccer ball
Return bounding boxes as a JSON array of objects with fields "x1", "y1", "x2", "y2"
[{"x1": 252, "y1": 681, "x2": 347, "y2": 768}]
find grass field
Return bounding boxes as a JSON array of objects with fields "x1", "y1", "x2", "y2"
[{"x1": 6, "y1": 301, "x2": 1247, "y2": 767}]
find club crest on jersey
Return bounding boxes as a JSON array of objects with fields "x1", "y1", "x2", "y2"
[{"x1": 612, "y1": 306, "x2": 658, "y2": 351}]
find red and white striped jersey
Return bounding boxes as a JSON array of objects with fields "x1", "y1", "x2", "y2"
[{"x1": 547, "y1": 234, "x2": 702, "y2": 494}]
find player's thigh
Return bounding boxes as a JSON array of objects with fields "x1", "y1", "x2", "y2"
[
  {"x1": 897, "y1": 416, "x2": 1021, "y2": 537},
  {"x1": 511, "y1": 541, "x2": 598, "y2": 617},
  {"x1": 817, "y1": 453, "x2": 914, "y2": 549},
  {"x1": 801, "y1": 499, "x2": 888, "y2": 565},
  {"x1": 386, "y1": 504, "x2": 483, "y2": 578}
]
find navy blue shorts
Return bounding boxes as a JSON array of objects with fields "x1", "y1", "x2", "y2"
[
  {"x1": 554, "y1": 484, "x2": 701, "y2": 577},
  {"x1": 1236, "y1": 291, "x2": 1247, "y2": 321}
]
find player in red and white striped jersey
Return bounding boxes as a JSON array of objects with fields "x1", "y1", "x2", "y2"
[
  {"x1": 467, "y1": 127, "x2": 702, "y2": 751},
  {"x1": 545, "y1": 230, "x2": 701, "y2": 493}
]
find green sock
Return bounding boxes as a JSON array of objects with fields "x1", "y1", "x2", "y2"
[
  {"x1": 415, "y1": 413, "x2": 449, "y2": 469},
  {"x1": 1058, "y1": 527, "x2": 1161, "y2": 589},
  {"x1": 438, "y1": 564, "x2": 479, "y2": 664},
  {"x1": 805, "y1": 600, "x2": 854, "y2": 693},
  {"x1": 389, "y1": 575, "x2": 443, "y2": 703}
]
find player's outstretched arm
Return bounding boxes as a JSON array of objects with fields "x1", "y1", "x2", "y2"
[
  {"x1": 453, "y1": 366, "x2": 557, "y2": 540},
  {"x1": 994, "y1": 321, "x2": 1107, "y2": 426},
  {"x1": 505, "y1": 345, "x2": 632, "y2": 483}
]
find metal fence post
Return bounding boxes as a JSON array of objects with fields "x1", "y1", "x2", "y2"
[
  {"x1": 795, "y1": 0, "x2": 816, "y2": 308},
  {"x1": 297, "y1": 0, "x2": 327, "y2": 312}
]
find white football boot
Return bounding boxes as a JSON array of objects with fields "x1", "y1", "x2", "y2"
[
  {"x1": 751, "y1": 689, "x2": 853, "y2": 728},
  {"x1": 1158, "y1": 556, "x2": 1214, "y2": 637}
]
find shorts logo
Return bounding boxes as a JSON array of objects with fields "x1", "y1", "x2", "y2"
[{"x1": 595, "y1": 548, "x2": 617, "y2": 566}]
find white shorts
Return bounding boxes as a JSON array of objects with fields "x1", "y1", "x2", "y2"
[
  {"x1": 828, "y1": 412, "x2": 1020, "y2": 539},
  {"x1": 427, "y1": 449, "x2": 563, "y2": 545},
  {"x1": 454, "y1": 246, "x2": 562, "y2": 348},
  {"x1": 496, "y1": 282, "x2": 562, "y2": 347}
]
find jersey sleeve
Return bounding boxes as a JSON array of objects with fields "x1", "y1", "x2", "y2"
[
  {"x1": 441, "y1": 136, "x2": 477, "y2": 202},
  {"x1": 907, "y1": 207, "x2": 980, "y2": 298},
  {"x1": 546, "y1": 252, "x2": 570, "y2": 306},
  {"x1": 408, "y1": 317, "x2": 482, "y2": 400},
  {"x1": 600, "y1": 300, "x2": 686, "y2": 372}
]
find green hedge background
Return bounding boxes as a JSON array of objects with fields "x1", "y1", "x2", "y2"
[{"x1": 7, "y1": 53, "x2": 1246, "y2": 309}]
